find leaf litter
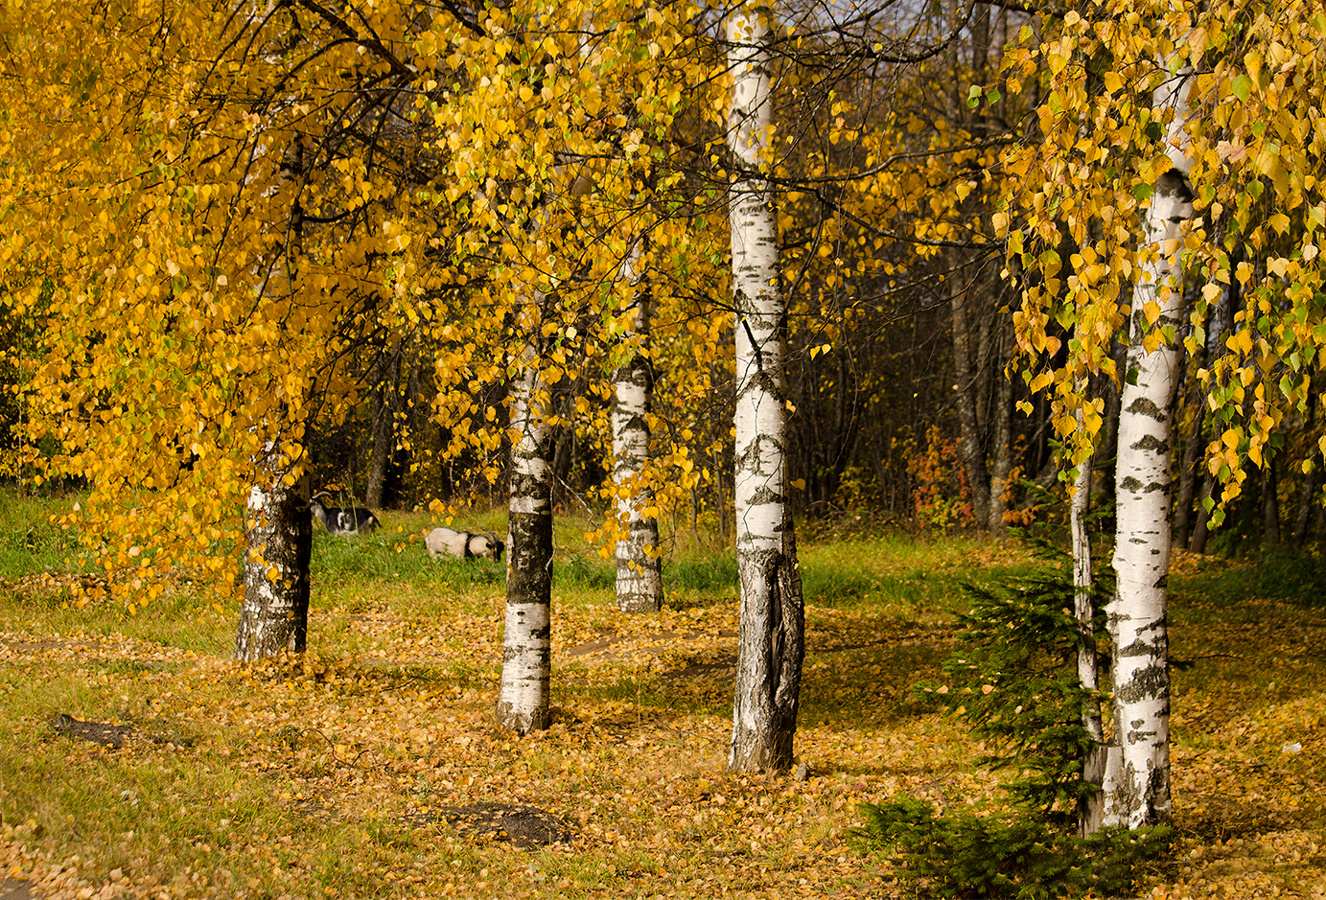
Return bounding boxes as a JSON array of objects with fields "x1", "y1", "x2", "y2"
[{"x1": 1, "y1": 545, "x2": 1325, "y2": 899}]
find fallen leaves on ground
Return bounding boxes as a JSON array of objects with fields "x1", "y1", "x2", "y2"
[{"x1": 1, "y1": 546, "x2": 1324, "y2": 899}]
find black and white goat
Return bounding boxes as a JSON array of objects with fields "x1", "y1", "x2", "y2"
[
  {"x1": 310, "y1": 494, "x2": 380, "y2": 536},
  {"x1": 425, "y1": 526, "x2": 504, "y2": 561}
]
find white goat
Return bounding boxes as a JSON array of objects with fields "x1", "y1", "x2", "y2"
[{"x1": 425, "y1": 526, "x2": 504, "y2": 561}]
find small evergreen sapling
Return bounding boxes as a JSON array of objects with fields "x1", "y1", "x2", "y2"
[{"x1": 856, "y1": 561, "x2": 1173, "y2": 897}]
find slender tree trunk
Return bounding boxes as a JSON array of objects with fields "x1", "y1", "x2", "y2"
[
  {"x1": 940, "y1": 0, "x2": 992, "y2": 530},
  {"x1": 1173, "y1": 397, "x2": 1204, "y2": 549},
  {"x1": 726, "y1": 2, "x2": 804, "y2": 773},
  {"x1": 365, "y1": 344, "x2": 401, "y2": 509},
  {"x1": 1261, "y1": 464, "x2": 1282, "y2": 549},
  {"x1": 948, "y1": 264, "x2": 993, "y2": 528},
  {"x1": 987, "y1": 329, "x2": 1013, "y2": 531},
  {"x1": 1293, "y1": 385, "x2": 1319, "y2": 548},
  {"x1": 1072, "y1": 408, "x2": 1110, "y2": 835},
  {"x1": 1190, "y1": 475, "x2": 1214, "y2": 554},
  {"x1": 613, "y1": 283, "x2": 663, "y2": 614},
  {"x1": 1293, "y1": 463, "x2": 1321, "y2": 548},
  {"x1": 1105, "y1": 62, "x2": 1194, "y2": 829},
  {"x1": 236, "y1": 439, "x2": 312, "y2": 661},
  {"x1": 497, "y1": 330, "x2": 554, "y2": 734}
]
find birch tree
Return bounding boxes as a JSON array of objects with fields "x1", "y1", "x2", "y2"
[
  {"x1": 1, "y1": 1, "x2": 442, "y2": 613},
  {"x1": 997, "y1": 0, "x2": 1326, "y2": 828},
  {"x1": 497, "y1": 322, "x2": 556, "y2": 733},
  {"x1": 611, "y1": 255, "x2": 664, "y2": 614},
  {"x1": 726, "y1": 1, "x2": 805, "y2": 772},
  {"x1": 1103, "y1": 59, "x2": 1194, "y2": 829}
]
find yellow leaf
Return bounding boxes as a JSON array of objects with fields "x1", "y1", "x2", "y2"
[{"x1": 1228, "y1": 330, "x2": 1254, "y2": 355}]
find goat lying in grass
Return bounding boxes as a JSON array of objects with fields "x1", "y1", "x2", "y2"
[
  {"x1": 426, "y1": 526, "x2": 504, "y2": 561},
  {"x1": 310, "y1": 495, "x2": 380, "y2": 536}
]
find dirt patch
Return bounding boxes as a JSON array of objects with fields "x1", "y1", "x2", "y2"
[
  {"x1": 431, "y1": 803, "x2": 574, "y2": 849},
  {"x1": 48, "y1": 713, "x2": 149, "y2": 749},
  {"x1": 663, "y1": 656, "x2": 735, "y2": 680},
  {"x1": 0, "y1": 880, "x2": 33, "y2": 900},
  {"x1": 562, "y1": 635, "x2": 622, "y2": 657}
]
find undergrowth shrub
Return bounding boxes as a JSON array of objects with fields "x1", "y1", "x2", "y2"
[
  {"x1": 856, "y1": 550, "x2": 1174, "y2": 897},
  {"x1": 856, "y1": 796, "x2": 1172, "y2": 899}
]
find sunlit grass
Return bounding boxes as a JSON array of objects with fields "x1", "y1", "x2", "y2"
[{"x1": 1, "y1": 493, "x2": 1324, "y2": 899}]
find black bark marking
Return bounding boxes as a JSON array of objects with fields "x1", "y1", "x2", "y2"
[
  {"x1": 1126, "y1": 396, "x2": 1163, "y2": 417},
  {"x1": 1132, "y1": 434, "x2": 1169, "y2": 453},
  {"x1": 1116, "y1": 662, "x2": 1169, "y2": 704}
]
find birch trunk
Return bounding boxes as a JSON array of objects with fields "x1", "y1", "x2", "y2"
[
  {"x1": 235, "y1": 440, "x2": 312, "y2": 661},
  {"x1": 496, "y1": 331, "x2": 554, "y2": 734},
  {"x1": 727, "y1": 3, "x2": 805, "y2": 773},
  {"x1": 613, "y1": 286, "x2": 663, "y2": 614},
  {"x1": 235, "y1": 103, "x2": 311, "y2": 661},
  {"x1": 1105, "y1": 62, "x2": 1194, "y2": 829},
  {"x1": 1072, "y1": 410, "x2": 1109, "y2": 834}
]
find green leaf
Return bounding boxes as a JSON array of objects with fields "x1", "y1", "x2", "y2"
[{"x1": 1231, "y1": 74, "x2": 1252, "y2": 102}]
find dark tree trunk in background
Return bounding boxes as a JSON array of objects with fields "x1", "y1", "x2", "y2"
[
  {"x1": 1293, "y1": 384, "x2": 1319, "y2": 549},
  {"x1": 987, "y1": 331, "x2": 1013, "y2": 531},
  {"x1": 949, "y1": 265, "x2": 993, "y2": 527},
  {"x1": 1173, "y1": 399, "x2": 1204, "y2": 549},
  {"x1": 1261, "y1": 464, "x2": 1282, "y2": 549},
  {"x1": 366, "y1": 344, "x2": 402, "y2": 510}
]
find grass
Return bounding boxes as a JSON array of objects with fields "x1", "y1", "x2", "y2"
[{"x1": 1, "y1": 496, "x2": 1324, "y2": 899}]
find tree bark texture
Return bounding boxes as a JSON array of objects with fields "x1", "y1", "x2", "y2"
[
  {"x1": 1105, "y1": 62, "x2": 1194, "y2": 830},
  {"x1": 727, "y1": 4, "x2": 805, "y2": 773},
  {"x1": 612, "y1": 289, "x2": 663, "y2": 614},
  {"x1": 1071, "y1": 410, "x2": 1108, "y2": 834},
  {"x1": 235, "y1": 443, "x2": 312, "y2": 661},
  {"x1": 948, "y1": 264, "x2": 993, "y2": 527},
  {"x1": 365, "y1": 344, "x2": 402, "y2": 510},
  {"x1": 497, "y1": 336, "x2": 554, "y2": 734}
]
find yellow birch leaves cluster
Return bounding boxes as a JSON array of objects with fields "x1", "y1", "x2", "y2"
[
  {"x1": 0, "y1": 0, "x2": 732, "y2": 599},
  {"x1": 995, "y1": 0, "x2": 1326, "y2": 518}
]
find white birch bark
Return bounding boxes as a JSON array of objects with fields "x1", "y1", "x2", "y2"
[
  {"x1": 727, "y1": 3, "x2": 805, "y2": 773},
  {"x1": 1105, "y1": 60, "x2": 1194, "y2": 829},
  {"x1": 235, "y1": 438, "x2": 312, "y2": 661},
  {"x1": 496, "y1": 317, "x2": 554, "y2": 734},
  {"x1": 496, "y1": 14, "x2": 599, "y2": 731},
  {"x1": 612, "y1": 264, "x2": 663, "y2": 614}
]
